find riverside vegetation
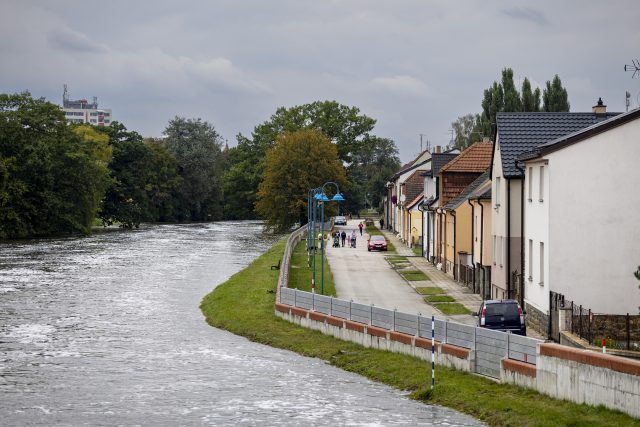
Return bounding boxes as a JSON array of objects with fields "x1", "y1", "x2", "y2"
[{"x1": 200, "y1": 237, "x2": 639, "y2": 427}]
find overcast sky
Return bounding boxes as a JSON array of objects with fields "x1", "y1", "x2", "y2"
[{"x1": 2, "y1": 1, "x2": 639, "y2": 162}]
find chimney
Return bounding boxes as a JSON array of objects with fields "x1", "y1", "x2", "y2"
[
  {"x1": 435, "y1": 145, "x2": 442, "y2": 154},
  {"x1": 592, "y1": 97, "x2": 607, "y2": 115}
]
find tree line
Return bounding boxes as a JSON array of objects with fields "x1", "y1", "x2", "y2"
[
  {"x1": 0, "y1": 69, "x2": 572, "y2": 238},
  {"x1": 451, "y1": 68, "x2": 570, "y2": 149},
  {"x1": 0, "y1": 93, "x2": 401, "y2": 238}
]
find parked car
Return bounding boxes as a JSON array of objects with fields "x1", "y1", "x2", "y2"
[
  {"x1": 475, "y1": 299, "x2": 526, "y2": 335},
  {"x1": 367, "y1": 235, "x2": 388, "y2": 251},
  {"x1": 334, "y1": 216, "x2": 347, "y2": 225}
]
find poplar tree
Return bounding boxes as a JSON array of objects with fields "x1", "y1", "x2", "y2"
[{"x1": 542, "y1": 75, "x2": 570, "y2": 112}]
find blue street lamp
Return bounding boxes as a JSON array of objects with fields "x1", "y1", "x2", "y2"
[{"x1": 308, "y1": 182, "x2": 345, "y2": 294}]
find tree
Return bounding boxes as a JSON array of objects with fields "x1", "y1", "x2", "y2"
[
  {"x1": 255, "y1": 129, "x2": 347, "y2": 231},
  {"x1": 222, "y1": 101, "x2": 376, "y2": 219},
  {"x1": 221, "y1": 134, "x2": 262, "y2": 220},
  {"x1": 542, "y1": 75, "x2": 570, "y2": 112},
  {"x1": 451, "y1": 113, "x2": 486, "y2": 150},
  {"x1": 346, "y1": 135, "x2": 401, "y2": 212},
  {"x1": 0, "y1": 92, "x2": 112, "y2": 238},
  {"x1": 98, "y1": 123, "x2": 182, "y2": 227},
  {"x1": 521, "y1": 78, "x2": 541, "y2": 112},
  {"x1": 501, "y1": 68, "x2": 522, "y2": 113},
  {"x1": 163, "y1": 117, "x2": 224, "y2": 221},
  {"x1": 473, "y1": 68, "x2": 570, "y2": 137}
]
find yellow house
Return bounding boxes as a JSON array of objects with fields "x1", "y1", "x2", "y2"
[
  {"x1": 406, "y1": 192, "x2": 423, "y2": 248},
  {"x1": 442, "y1": 201, "x2": 472, "y2": 280},
  {"x1": 400, "y1": 170, "x2": 426, "y2": 247},
  {"x1": 442, "y1": 170, "x2": 491, "y2": 282},
  {"x1": 436, "y1": 141, "x2": 493, "y2": 278},
  {"x1": 468, "y1": 177, "x2": 492, "y2": 298}
]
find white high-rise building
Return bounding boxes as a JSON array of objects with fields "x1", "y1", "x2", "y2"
[{"x1": 61, "y1": 84, "x2": 113, "y2": 126}]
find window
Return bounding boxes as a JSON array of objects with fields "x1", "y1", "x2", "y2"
[
  {"x1": 528, "y1": 240, "x2": 533, "y2": 281},
  {"x1": 492, "y1": 235, "x2": 496, "y2": 265},
  {"x1": 499, "y1": 236, "x2": 504, "y2": 267},
  {"x1": 539, "y1": 242, "x2": 544, "y2": 285},
  {"x1": 475, "y1": 214, "x2": 479, "y2": 242},
  {"x1": 539, "y1": 166, "x2": 544, "y2": 202},
  {"x1": 528, "y1": 167, "x2": 533, "y2": 201},
  {"x1": 495, "y1": 177, "x2": 501, "y2": 208}
]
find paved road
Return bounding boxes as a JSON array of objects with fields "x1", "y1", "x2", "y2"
[{"x1": 326, "y1": 220, "x2": 439, "y2": 317}]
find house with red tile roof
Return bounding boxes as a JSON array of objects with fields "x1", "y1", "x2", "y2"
[{"x1": 436, "y1": 140, "x2": 493, "y2": 277}]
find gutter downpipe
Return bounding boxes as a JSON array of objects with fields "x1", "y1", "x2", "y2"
[
  {"x1": 515, "y1": 161, "x2": 526, "y2": 309},
  {"x1": 437, "y1": 208, "x2": 443, "y2": 269},
  {"x1": 425, "y1": 207, "x2": 430, "y2": 260},
  {"x1": 507, "y1": 178, "x2": 512, "y2": 300},
  {"x1": 479, "y1": 198, "x2": 485, "y2": 298},
  {"x1": 451, "y1": 209, "x2": 456, "y2": 280},
  {"x1": 421, "y1": 204, "x2": 425, "y2": 257},
  {"x1": 468, "y1": 199, "x2": 475, "y2": 293}
]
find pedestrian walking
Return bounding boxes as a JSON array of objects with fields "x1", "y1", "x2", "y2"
[
  {"x1": 350, "y1": 230, "x2": 357, "y2": 248},
  {"x1": 379, "y1": 218, "x2": 384, "y2": 229},
  {"x1": 340, "y1": 230, "x2": 346, "y2": 247},
  {"x1": 358, "y1": 222, "x2": 364, "y2": 236}
]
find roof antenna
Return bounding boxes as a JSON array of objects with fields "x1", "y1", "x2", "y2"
[{"x1": 624, "y1": 59, "x2": 640, "y2": 79}]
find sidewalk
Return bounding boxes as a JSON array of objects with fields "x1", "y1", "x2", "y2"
[{"x1": 378, "y1": 226, "x2": 482, "y2": 326}]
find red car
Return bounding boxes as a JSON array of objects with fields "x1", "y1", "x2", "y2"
[{"x1": 367, "y1": 235, "x2": 388, "y2": 251}]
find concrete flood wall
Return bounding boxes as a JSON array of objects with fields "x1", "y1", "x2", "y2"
[
  {"x1": 274, "y1": 227, "x2": 640, "y2": 419},
  {"x1": 536, "y1": 344, "x2": 640, "y2": 419},
  {"x1": 274, "y1": 303, "x2": 473, "y2": 373}
]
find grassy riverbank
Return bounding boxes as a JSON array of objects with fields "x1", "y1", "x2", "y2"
[{"x1": 200, "y1": 237, "x2": 639, "y2": 426}]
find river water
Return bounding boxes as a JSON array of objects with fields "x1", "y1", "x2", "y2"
[{"x1": 0, "y1": 222, "x2": 482, "y2": 426}]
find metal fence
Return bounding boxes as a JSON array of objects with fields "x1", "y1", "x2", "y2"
[
  {"x1": 569, "y1": 302, "x2": 640, "y2": 350},
  {"x1": 548, "y1": 291, "x2": 640, "y2": 351},
  {"x1": 279, "y1": 286, "x2": 541, "y2": 379}
]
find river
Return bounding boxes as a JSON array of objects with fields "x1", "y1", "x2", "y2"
[{"x1": 0, "y1": 222, "x2": 482, "y2": 426}]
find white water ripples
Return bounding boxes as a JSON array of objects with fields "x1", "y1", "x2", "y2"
[{"x1": 0, "y1": 222, "x2": 483, "y2": 426}]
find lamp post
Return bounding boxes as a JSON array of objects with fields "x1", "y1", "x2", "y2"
[{"x1": 308, "y1": 182, "x2": 345, "y2": 295}]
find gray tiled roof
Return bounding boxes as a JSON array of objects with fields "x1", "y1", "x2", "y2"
[
  {"x1": 444, "y1": 170, "x2": 490, "y2": 210},
  {"x1": 425, "y1": 153, "x2": 458, "y2": 177},
  {"x1": 495, "y1": 112, "x2": 620, "y2": 178}
]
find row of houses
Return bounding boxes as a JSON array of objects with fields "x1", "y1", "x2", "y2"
[{"x1": 383, "y1": 99, "x2": 640, "y2": 336}]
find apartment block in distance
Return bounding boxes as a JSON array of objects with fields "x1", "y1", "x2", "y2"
[{"x1": 61, "y1": 84, "x2": 113, "y2": 126}]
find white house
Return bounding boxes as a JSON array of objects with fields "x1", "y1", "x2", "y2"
[
  {"x1": 490, "y1": 106, "x2": 619, "y2": 304},
  {"x1": 521, "y1": 106, "x2": 640, "y2": 329}
]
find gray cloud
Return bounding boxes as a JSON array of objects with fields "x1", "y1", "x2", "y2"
[
  {"x1": 2, "y1": 0, "x2": 639, "y2": 162},
  {"x1": 47, "y1": 28, "x2": 108, "y2": 53},
  {"x1": 502, "y1": 7, "x2": 550, "y2": 27}
]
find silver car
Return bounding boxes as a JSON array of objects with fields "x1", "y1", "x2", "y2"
[{"x1": 334, "y1": 216, "x2": 347, "y2": 225}]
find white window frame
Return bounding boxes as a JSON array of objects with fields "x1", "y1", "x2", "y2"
[
  {"x1": 528, "y1": 239, "x2": 533, "y2": 281},
  {"x1": 539, "y1": 166, "x2": 544, "y2": 202},
  {"x1": 492, "y1": 235, "x2": 497, "y2": 265},
  {"x1": 539, "y1": 242, "x2": 544, "y2": 285},
  {"x1": 528, "y1": 167, "x2": 533, "y2": 201}
]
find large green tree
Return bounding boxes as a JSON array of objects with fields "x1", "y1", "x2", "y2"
[
  {"x1": 346, "y1": 135, "x2": 400, "y2": 213},
  {"x1": 163, "y1": 117, "x2": 224, "y2": 221},
  {"x1": 255, "y1": 129, "x2": 347, "y2": 231},
  {"x1": 98, "y1": 123, "x2": 182, "y2": 227},
  {"x1": 0, "y1": 92, "x2": 112, "y2": 238},
  {"x1": 222, "y1": 101, "x2": 376, "y2": 219}
]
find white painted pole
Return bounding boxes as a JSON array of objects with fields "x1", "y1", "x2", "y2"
[{"x1": 431, "y1": 315, "x2": 435, "y2": 389}]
